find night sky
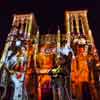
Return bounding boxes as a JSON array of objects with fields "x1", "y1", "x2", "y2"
[{"x1": 0, "y1": 0, "x2": 99, "y2": 52}]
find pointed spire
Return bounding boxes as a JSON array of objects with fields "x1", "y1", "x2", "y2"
[
  {"x1": 37, "y1": 26, "x2": 40, "y2": 35},
  {"x1": 57, "y1": 25, "x2": 61, "y2": 58},
  {"x1": 57, "y1": 25, "x2": 60, "y2": 34},
  {"x1": 34, "y1": 26, "x2": 40, "y2": 67},
  {"x1": 36, "y1": 26, "x2": 40, "y2": 44},
  {"x1": 57, "y1": 25, "x2": 61, "y2": 42}
]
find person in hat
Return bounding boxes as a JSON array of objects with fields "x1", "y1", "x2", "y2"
[
  {"x1": 48, "y1": 56, "x2": 68, "y2": 100},
  {"x1": 36, "y1": 42, "x2": 55, "y2": 100},
  {"x1": 9, "y1": 46, "x2": 28, "y2": 100},
  {"x1": 71, "y1": 45, "x2": 89, "y2": 100}
]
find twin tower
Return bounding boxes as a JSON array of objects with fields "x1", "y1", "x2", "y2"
[
  {"x1": 10, "y1": 10, "x2": 93, "y2": 44},
  {"x1": 0, "y1": 10, "x2": 97, "y2": 69}
]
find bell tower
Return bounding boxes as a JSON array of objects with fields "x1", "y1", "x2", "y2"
[
  {"x1": 0, "y1": 14, "x2": 37, "y2": 69},
  {"x1": 11, "y1": 14, "x2": 37, "y2": 39},
  {"x1": 65, "y1": 10, "x2": 97, "y2": 54}
]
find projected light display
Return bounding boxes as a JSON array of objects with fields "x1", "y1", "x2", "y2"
[{"x1": 0, "y1": 10, "x2": 100, "y2": 100}]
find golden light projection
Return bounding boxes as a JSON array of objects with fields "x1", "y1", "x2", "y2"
[{"x1": 0, "y1": 10, "x2": 99, "y2": 100}]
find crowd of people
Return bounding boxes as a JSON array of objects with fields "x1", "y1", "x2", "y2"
[
  {"x1": 0, "y1": 32, "x2": 100, "y2": 100},
  {"x1": 59, "y1": 34, "x2": 100, "y2": 100}
]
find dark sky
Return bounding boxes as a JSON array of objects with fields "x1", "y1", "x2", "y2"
[{"x1": 0, "y1": 0, "x2": 99, "y2": 51}]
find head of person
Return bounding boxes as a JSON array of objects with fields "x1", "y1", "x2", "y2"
[
  {"x1": 55, "y1": 56, "x2": 64, "y2": 66},
  {"x1": 78, "y1": 45, "x2": 85, "y2": 54},
  {"x1": 21, "y1": 46, "x2": 27, "y2": 54},
  {"x1": 61, "y1": 40, "x2": 67, "y2": 47},
  {"x1": 45, "y1": 48, "x2": 51, "y2": 54},
  {"x1": 68, "y1": 51, "x2": 73, "y2": 58}
]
